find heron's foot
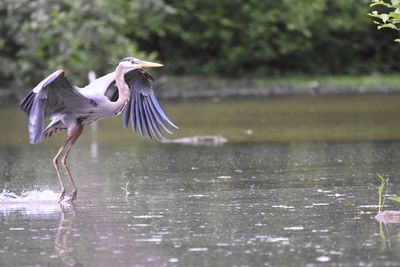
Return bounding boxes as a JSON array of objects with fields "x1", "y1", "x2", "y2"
[
  {"x1": 58, "y1": 190, "x2": 66, "y2": 203},
  {"x1": 67, "y1": 189, "x2": 78, "y2": 202}
]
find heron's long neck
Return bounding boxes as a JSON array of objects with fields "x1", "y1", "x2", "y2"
[{"x1": 113, "y1": 66, "x2": 130, "y2": 113}]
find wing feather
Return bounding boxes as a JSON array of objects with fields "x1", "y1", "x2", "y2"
[
  {"x1": 146, "y1": 96, "x2": 173, "y2": 134},
  {"x1": 123, "y1": 95, "x2": 131, "y2": 128},
  {"x1": 143, "y1": 100, "x2": 164, "y2": 140},
  {"x1": 134, "y1": 91, "x2": 143, "y2": 137},
  {"x1": 149, "y1": 93, "x2": 178, "y2": 129},
  {"x1": 122, "y1": 69, "x2": 178, "y2": 140},
  {"x1": 19, "y1": 70, "x2": 92, "y2": 144},
  {"x1": 138, "y1": 93, "x2": 150, "y2": 138},
  {"x1": 130, "y1": 96, "x2": 137, "y2": 133},
  {"x1": 142, "y1": 98, "x2": 157, "y2": 140}
]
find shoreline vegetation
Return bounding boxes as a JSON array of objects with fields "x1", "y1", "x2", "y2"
[
  {"x1": 3, "y1": 1, "x2": 400, "y2": 86},
  {"x1": 157, "y1": 74, "x2": 400, "y2": 99},
  {"x1": 1, "y1": 75, "x2": 400, "y2": 105}
]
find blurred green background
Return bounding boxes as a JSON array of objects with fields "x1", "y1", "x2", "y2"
[{"x1": 1, "y1": 0, "x2": 400, "y2": 88}]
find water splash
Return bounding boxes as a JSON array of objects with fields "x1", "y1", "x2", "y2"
[
  {"x1": 0, "y1": 189, "x2": 60, "y2": 202},
  {"x1": 0, "y1": 189, "x2": 67, "y2": 217}
]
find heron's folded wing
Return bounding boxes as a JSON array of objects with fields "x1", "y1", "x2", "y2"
[
  {"x1": 19, "y1": 70, "x2": 92, "y2": 144},
  {"x1": 123, "y1": 69, "x2": 178, "y2": 140}
]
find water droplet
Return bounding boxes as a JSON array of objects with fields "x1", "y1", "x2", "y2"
[
  {"x1": 188, "y1": 247, "x2": 208, "y2": 252},
  {"x1": 316, "y1": 256, "x2": 330, "y2": 262}
]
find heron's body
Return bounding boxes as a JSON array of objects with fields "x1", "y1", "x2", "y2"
[
  {"x1": 45, "y1": 70, "x2": 125, "y2": 134},
  {"x1": 19, "y1": 57, "x2": 177, "y2": 202}
]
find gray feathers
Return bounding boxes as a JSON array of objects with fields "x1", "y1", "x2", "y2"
[
  {"x1": 123, "y1": 69, "x2": 178, "y2": 140},
  {"x1": 19, "y1": 71, "x2": 93, "y2": 144},
  {"x1": 19, "y1": 68, "x2": 178, "y2": 144}
]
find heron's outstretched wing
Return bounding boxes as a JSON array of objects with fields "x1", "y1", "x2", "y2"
[
  {"x1": 122, "y1": 69, "x2": 178, "y2": 140},
  {"x1": 19, "y1": 70, "x2": 92, "y2": 144}
]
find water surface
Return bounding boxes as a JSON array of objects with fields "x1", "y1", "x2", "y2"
[{"x1": 2, "y1": 94, "x2": 400, "y2": 266}]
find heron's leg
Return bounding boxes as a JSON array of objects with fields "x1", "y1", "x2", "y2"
[
  {"x1": 61, "y1": 124, "x2": 84, "y2": 201},
  {"x1": 52, "y1": 145, "x2": 66, "y2": 202},
  {"x1": 61, "y1": 144, "x2": 77, "y2": 201}
]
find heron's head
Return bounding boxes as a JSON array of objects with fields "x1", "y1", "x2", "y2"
[{"x1": 118, "y1": 57, "x2": 163, "y2": 73}]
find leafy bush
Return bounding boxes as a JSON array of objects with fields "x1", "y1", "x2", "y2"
[
  {"x1": 0, "y1": 0, "x2": 169, "y2": 85},
  {"x1": 1, "y1": 0, "x2": 400, "y2": 86},
  {"x1": 150, "y1": 0, "x2": 400, "y2": 76}
]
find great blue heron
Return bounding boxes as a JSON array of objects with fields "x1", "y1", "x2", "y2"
[{"x1": 19, "y1": 57, "x2": 178, "y2": 202}]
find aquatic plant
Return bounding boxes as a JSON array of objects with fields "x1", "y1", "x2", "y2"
[
  {"x1": 377, "y1": 174, "x2": 388, "y2": 212},
  {"x1": 389, "y1": 195, "x2": 400, "y2": 203},
  {"x1": 375, "y1": 175, "x2": 400, "y2": 227},
  {"x1": 377, "y1": 174, "x2": 400, "y2": 210}
]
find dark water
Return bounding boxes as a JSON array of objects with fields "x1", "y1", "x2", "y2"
[{"x1": 2, "y1": 95, "x2": 400, "y2": 266}]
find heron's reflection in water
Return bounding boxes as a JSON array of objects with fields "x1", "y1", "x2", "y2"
[{"x1": 54, "y1": 203, "x2": 83, "y2": 267}]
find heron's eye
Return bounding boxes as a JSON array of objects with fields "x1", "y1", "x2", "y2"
[{"x1": 130, "y1": 60, "x2": 136, "y2": 64}]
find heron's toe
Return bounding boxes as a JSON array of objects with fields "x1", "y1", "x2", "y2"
[
  {"x1": 58, "y1": 190, "x2": 66, "y2": 203},
  {"x1": 68, "y1": 190, "x2": 78, "y2": 201}
]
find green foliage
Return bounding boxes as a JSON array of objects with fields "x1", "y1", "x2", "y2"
[
  {"x1": 157, "y1": 0, "x2": 400, "y2": 76},
  {"x1": 156, "y1": 0, "x2": 326, "y2": 75},
  {"x1": 1, "y1": 0, "x2": 400, "y2": 86},
  {"x1": 369, "y1": 0, "x2": 400, "y2": 34},
  {"x1": 0, "y1": 0, "x2": 169, "y2": 85}
]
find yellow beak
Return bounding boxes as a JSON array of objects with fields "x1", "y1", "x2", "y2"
[{"x1": 139, "y1": 61, "x2": 164, "y2": 68}]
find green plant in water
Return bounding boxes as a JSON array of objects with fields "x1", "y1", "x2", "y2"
[
  {"x1": 377, "y1": 174, "x2": 400, "y2": 211},
  {"x1": 378, "y1": 174, "x2": 388, "y2": 212},
  {"x1": 389, "y1": 196, "x2": 400, "y2": 203},
  {"x1": 376, "y1": 174, "x2": 400, "y2": 248}
]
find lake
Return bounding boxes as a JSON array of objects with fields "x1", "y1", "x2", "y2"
[{"x1": 1, "y1": 94, "x2": 400, "y2": 266}]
